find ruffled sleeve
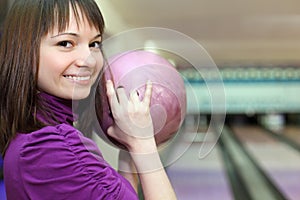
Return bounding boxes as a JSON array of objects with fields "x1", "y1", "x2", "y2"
[{"x1": 18, "y1": 124, "x2": 138, "y2": 200}]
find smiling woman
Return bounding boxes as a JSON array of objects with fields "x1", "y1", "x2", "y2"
[
  {"x1": 0, "y1": 0, "x2": 176, "y2": 200},
  {"x1": 38, "y1": 8, "x2": 103, "y2": 100}
]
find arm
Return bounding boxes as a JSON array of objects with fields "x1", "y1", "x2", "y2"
[
  {"x1": 106, "y1": 80, "x2": 177, "y2": 200},
  {"x1": 118, "y1": 151, "x2": 139, "y2": 193},
  {"x1": 129, "y1": 139, "x2": 177, "y2": 200}
]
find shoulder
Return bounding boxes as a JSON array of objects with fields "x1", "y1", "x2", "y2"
[
  {"x1": 5, "y1": 124, "x2": 138, "y2": 200},
  {"x1": 6, "y1": 124, "x2": 107, "y2": 183},
  {"x1": 19, "y1": 123, "x2": 105, "y2": 166},
  {"x1": 6, "y1": 124, "x2": 81, "y2": 161}
]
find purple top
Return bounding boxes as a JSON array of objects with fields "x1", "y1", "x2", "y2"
[{"x1": 4, "y1": 93, "x2": 138, "y2": 200}]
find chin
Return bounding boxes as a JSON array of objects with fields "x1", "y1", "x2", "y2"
[{"x1": 71, "y1": 89, "x2": 91, "y2": 100}]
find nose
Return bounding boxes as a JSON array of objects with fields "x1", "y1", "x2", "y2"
[{"x1": 75, "y1": 47, "x2": 97, "y2": 68}]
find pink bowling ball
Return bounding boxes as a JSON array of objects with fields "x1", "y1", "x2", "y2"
[{"x1": 99, "y1": 50, "x2": 186, "y2": 147}]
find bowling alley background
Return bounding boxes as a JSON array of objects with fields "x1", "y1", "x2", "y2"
[
  {"x1": 1, "y1": 0, "x2": 300, "y2": 200},
  {"x1": 96, "y1": 1, "x2": 300, "y2": 200}
]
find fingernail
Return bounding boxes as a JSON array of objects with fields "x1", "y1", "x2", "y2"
[
  {"x1": 106, "y1": 80, "x2": 113, "y2": 89},
  {"x1": 106, "y1": 80, "x2": 112, "y2": 85}
]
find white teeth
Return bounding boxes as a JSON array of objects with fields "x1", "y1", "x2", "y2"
[{"x1": 64, "y1": 75, "x2": 91, "y2": 81}]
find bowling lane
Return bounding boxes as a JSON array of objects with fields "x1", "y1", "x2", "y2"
[
  {"x1": 281, "y1": 125, "x2": 300, "y2": 146},
  {"x1": 231, "y1": 125, "x2": 300, "y2": 200},
  {"x1": 165, "y1": 128, "x2": 233, "y2": 200}
]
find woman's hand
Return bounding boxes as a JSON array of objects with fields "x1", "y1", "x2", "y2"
[
  {"x1": 106, "y1": 79, "x2": 177, "y2": 199},
  {"x1": 105, "y1": 80, "x2": 155, "y2": 152}
]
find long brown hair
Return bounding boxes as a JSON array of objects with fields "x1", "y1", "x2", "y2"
[{"x1": 0, "y1": 0, "x2": 105, "y2": 155}]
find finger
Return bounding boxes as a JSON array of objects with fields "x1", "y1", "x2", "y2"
[
  {"x1": 143, "y1": 80, "x2": 152, "y2": 106},
  {"x1": 106, "y1": 80, "x2": 119, "y2": 109},
  {"x1": 107, "y1": 126, "x2": 115, "y2": 137},
  {"x1": 116, "y1": 86, "x2": 128, "y2": 104},
  {"x1": 130, "y1": 89, "x2": 140, "y2": 103}
]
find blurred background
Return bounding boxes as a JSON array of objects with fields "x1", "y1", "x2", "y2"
[
  {"x1": 1, "y1": 0, "x2": 300, "y2": 199},
  {"x1": 95, "y1": 1, "x2": 300, "y2": 200}
]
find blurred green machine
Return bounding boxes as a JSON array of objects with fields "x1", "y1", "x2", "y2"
[{"x1": 181, "y1": 66, "x2": 300, "y2": 114}]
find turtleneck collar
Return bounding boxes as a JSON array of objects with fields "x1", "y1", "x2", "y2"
[{"x1": 37, "y1": 92, "x2": 78, "y2": 126}]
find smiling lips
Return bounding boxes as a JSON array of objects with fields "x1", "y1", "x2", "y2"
[{"x1": 64, "y1": 75, "x2": 91, "y2": 81}]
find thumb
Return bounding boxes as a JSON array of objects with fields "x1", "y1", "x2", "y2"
[
  {"x1": 106, "y1": 126, "x2": 128, "y2": 149},
  {"x1": 107, "y1": 126, "x2": 116, "y2": 137}
]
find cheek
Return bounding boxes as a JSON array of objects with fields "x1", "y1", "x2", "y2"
[
  {"x1": 39, "y1": 50, "x2": 71, "y2": 74},
  {"x1": 38, "y1": 52, "x2": 71, "y2": 90},
  {"x1": 39, "y1": 50, "x2": 58, "y2": 73},
  {"x1": 95, "y1": 53, "x2": 104, "y2": 73}
]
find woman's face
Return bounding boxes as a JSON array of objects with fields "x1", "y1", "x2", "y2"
[{"x1": 39, "y1": 9, "x2": 103, "y2": 100}]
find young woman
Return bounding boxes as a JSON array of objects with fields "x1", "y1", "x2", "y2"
[{"x1": 0, "y1": 0, "x2": 177, "y2": 199}]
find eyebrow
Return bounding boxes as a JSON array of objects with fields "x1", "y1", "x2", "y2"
[
  {"x1": 50, "y1": 32, "x2": 77, "y2": 38},
  {"x1": 50, "y1": 32, "x2": 102, "y2": 40}
]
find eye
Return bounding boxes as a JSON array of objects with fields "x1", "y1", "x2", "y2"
[
  {"x1": 89, "y1": 41, "x2": 102, "y2": 49},
  {"x1": 57, "y1": 41, "x2": 74, "y2": 48}
]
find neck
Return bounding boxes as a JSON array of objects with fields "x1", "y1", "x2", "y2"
[{"x1": 36, "y1": 92, "x2": 78, "y2": 126}]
